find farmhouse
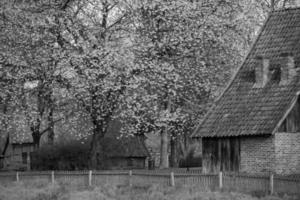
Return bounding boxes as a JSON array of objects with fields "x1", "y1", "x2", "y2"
[
  {"x1": 193, "y1": 8, "x2": 300, "y2": 175},
  {"x1": 0, "y1": 133, "x2": 34, "y2": 171}
]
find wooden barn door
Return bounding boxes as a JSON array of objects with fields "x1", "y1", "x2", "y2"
[{"x1": 202, "y1": 137, "x2": 240, "y2": 173}]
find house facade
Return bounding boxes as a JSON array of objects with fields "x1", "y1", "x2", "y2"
[
  {"x1": 0, "y1": 136, "x2": 35, "y2": 171},
  {"x1": 193, "y1": 8, "x2": 300, "y2": 175}
]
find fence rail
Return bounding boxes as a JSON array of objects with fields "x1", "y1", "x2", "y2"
[{"x1": 0, "y1": 170, "x2": 299, "y2": 195}]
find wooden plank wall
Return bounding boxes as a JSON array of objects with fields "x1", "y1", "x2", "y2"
[
  {"x1": 278, "y1": 96, "x2": 300, "y2": 132},
  {"x1": 203, "y1": 137, "x2": 240, "y2": 173}
]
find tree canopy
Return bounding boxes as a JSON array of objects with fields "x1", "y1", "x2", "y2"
[{"x1": 1, "y1": 0, "x2": 299, "y2": 168}]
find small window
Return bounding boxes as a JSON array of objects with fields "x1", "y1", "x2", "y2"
[
  {"x1": 22, "y1": 152, "x2": 28, "y2": 164},
  {"x1": 241, "y1": 70, "x2": 255, "y2": 82},
  {"x1": 270, "y1": 66, "x2": 281, "y2": 82}
]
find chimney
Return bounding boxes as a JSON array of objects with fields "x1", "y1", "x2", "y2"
[
  {"x1": 254, "y1": 56, "x2": 269, "y2": 88},
  {"x1": 280, "y1": 53, "x2": 296, "y2": 85}
]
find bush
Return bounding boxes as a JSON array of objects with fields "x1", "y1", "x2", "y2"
[{"x1": 31, "y1": 141, "x2": 90, "y2": 170}]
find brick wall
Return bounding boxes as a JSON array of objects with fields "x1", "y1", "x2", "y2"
[
  {"x1": 275, "y1": 132, "x2": 300, "y2": 174},
  {"x1": 240, "y1": 136, "x2": 275, "y2": 173}
]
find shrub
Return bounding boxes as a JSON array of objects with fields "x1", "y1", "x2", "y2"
[{"x1": 31, "y1": 141, "x2": 90, "y2": 170}]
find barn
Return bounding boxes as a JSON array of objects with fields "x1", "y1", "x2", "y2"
[
  {"x1": 100, "y1": 120, "x2": 150, "y2": 170},
  {"x1": 192, "y1": 8, "x2": 300, "y2": 175},
  {"x1": 0, "y1": 134, "x2": 35, "y2": 171}
]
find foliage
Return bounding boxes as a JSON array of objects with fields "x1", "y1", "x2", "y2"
[
  {"x1": 1, "y1": 0, "x2": 300, "y2": 168},
  {"x1": 30, "y1": 133, "x2": 145, "y2": 170},
  {"x1": 119, "y1": 0, "x2": 267, "y2": 167},
  {"x1": 31, "y1": 140, "x2": 90, "y2": 170},
  {"x1": 0, "y1": 0, "x2": 132, "y2": 151},
  {"x1": 119, "y1": 0, "x2": 300, "y2": 168},
  {"x1": 0, "y1": 0, "x2": 81, "y2": 146}
]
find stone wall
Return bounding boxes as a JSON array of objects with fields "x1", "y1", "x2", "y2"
[
  {"x1": 240, "y1": 136, "x2": 275, "y2": 173},
  {"x1": 275, "y1": 132, "x2": 300, "y2": 174}
]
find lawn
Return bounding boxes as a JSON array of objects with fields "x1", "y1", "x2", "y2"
[{"x1": 0, "y1": 181, "x2": 298, "y2": 200}]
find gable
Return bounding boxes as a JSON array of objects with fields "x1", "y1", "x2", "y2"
[
  {"x1": 278, "y1": 95, "x2": 300, "y2": 132},
  {"x1": 193, "y1": 8, "x2": 300, "y2": 138},
  {"x1": 0, "y1": 135, "x2": 9, "y2": 156}
]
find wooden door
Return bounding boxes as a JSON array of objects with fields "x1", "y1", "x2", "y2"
[{"x1": 202, "y1": 137, "x2": 240, "y2": 173}]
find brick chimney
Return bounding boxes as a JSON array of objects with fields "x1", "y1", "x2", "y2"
[
  {"x1": 254, "y1": 56, "x2": 270, "y2": 88},
  {"x1": 280, "y1": 53, "x2": 296, "y2": 85}
]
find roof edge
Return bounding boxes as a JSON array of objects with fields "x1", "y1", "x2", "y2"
[
  {"x1": 200, "y1": 133, "x2": 272, "y2": 138},
  {"x1": 272, "y1": 7, "x2": 300, "y2": 13},
  {"x1": 271, "y1": 92, "x2": 300, "y2": 134},
  {"x1": 192, "y1": 12, "x2": 272, "y2": 138},
  {"x1": 1, "y1": 135, "x2": 9, "y2": 156},
  {"x1": 11, "y1": 142, "x2": 35, "y2": 145}
]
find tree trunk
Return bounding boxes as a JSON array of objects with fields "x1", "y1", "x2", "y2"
[
  {"x1": 89, "y1": 123, "x2": 107, "y2": 169},
  {"x1": 47, "y1": 106, "x2": 55, "y2": 145},
  {"x1": 32, "y1": 131, "x2": 41, "y2": 150},
  {"x1": 159, "y1": 129, "x2": 169, "y2": 169},
  {"x1": 159, "y1": 94, "x2": 171, "y2": 169},
  {"x1": 170, "y1": 135, "x2": 178, "y2": 168},
  {"x1": 30, "y1": 121, "x2": 41, "y2": 150}
]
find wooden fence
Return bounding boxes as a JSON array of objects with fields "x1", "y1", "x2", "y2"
[{"x1": 0, "y1": 170, "x2": 299, "y2": 195}]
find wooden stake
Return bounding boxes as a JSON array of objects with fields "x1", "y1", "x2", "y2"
[
  {"x1": 219, "y1": 171, "x2": 223, "y2": 189},
  {"x1": 129, "y1": 170, "x2": 132, "y2": 187},
  {"x1": 16, "y1": 172, "x2": 19, "y2": 182},
  {"x1": 88, "y1": 170, "x2": 92, "y2": 186},
  {"x1": 270, "y1": 173, "x2": 274, "y2": 195},
  {"x1": 51, "y1": 171, "x2": 55, "y2": 184},
  {"x1": 170, "y1": 172, "x2": 175, "y2": 187}
]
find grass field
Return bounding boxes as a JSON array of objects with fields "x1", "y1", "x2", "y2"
[{"x1": 0, "y1": 181, "x2": 299, "y2": 200}]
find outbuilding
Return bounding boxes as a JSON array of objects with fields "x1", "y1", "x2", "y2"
[{"x1": 193, "y1": 8, "x2": 300, "y2": 175}]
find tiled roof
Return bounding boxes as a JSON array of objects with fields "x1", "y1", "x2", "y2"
[
  {"x1": 193, "y1": 8, "x2": 300, "y2": 138},
  {"x1": 10, "y1": 133, "x2": 33, "y2": 144}
]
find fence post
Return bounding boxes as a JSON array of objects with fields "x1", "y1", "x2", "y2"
[
  {"x1": 270, "y1": 173, "x2": 274, "y2": 195},
  {"x1": 170, "y1": 172, "x2": 175, "y2": 187},
  {"x1": 219, "y1": 171, "x2": 223, "y2": 189},
  {"x1": 16, "y1": 172, "x2": 19, "y2": 182},
  {"x1": 51, "y1": 171, "x2": 55, "y2": 184},
  {"x1": 88, "y1": 170, "x2": 92, "y2": 186},
  {"x1": 129, "y1": 170, "x2": 132, "y2": 187}
]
